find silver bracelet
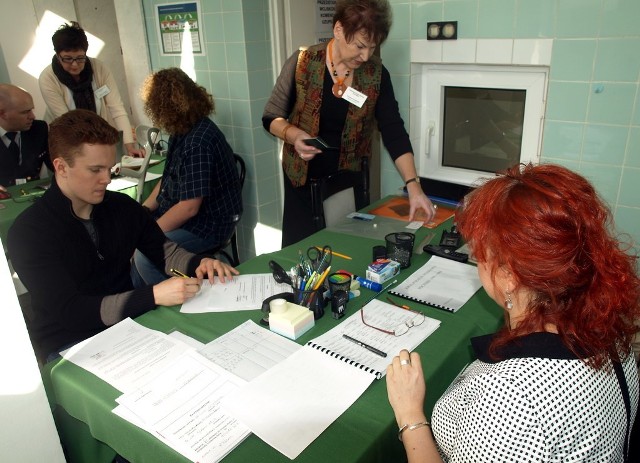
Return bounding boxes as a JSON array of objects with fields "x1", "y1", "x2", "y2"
[{"x1": 398, "y1": 420, "x2": 430, "y2": 441}]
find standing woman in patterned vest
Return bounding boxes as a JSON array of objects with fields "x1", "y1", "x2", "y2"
[{"x1": 263, "y1": 0, "x2": 435, "y2": 246}]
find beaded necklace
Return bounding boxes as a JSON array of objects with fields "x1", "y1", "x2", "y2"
[{"x1": 328, "y1": 39, "x2": 350, "y2": 98}]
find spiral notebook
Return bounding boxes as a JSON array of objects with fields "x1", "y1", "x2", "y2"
[
  {"x1": 389, "y1": 256, "x2": 482, "y2": 313},
  {"x1": 307, "y1": 299, "x2": 441, "y2": 379}
]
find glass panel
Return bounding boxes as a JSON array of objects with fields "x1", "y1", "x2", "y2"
[{"x1": 442, "y1": 86, "x2": 526, "y2": 173}]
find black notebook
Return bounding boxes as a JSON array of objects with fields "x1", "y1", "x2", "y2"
[{"x1": 389, "y1": 256, "x2": 482, "y2": 313}]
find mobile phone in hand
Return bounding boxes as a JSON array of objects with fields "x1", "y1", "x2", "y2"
[{"x1": 303, "y1": 137, "x2": 337, "y2": 151}]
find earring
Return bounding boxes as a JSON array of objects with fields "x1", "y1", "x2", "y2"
[{"x1": 504, "y1": 291, "x2": 513, "y2": 310}]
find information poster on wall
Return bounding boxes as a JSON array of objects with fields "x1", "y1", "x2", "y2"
[
  {"x1": 316, "y1": 0, "x2": 336, "y2": 43},
  {"x1": 156, "y1": 1, "x2": 204, "y2": 56}
]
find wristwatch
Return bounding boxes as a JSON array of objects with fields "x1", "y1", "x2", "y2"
[{"x1": 405, "y1": 177, "x2": 420, "y2": 186}]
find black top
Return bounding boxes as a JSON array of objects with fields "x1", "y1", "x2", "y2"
[
  {"x1": 7, "y1": 178, "x2": 203, "y2": 361},
  {"x1": 0, "y1": 120, "x2": 50, "y2": 186}
]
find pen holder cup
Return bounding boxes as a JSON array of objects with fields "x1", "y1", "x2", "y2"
[
  {"x1": 327, "y1": 272, "x2": 352, "y2": 296},
  {"x1": 293, "y1": 287, "x2": 327, "y2": 320},
  {"x1": 385, "y1": 232, "x2": 415, "y2": 269}
]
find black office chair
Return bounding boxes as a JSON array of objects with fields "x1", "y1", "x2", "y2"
[
  {"x1": 309, "y1": 156, "x2": 370, "y2": 231},
  {"x1": 207, "y1": 154, "x2": 245, "y2": 266}
]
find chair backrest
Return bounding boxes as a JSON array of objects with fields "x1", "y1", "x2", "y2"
[
  {"x1": 205, "y1": 153, "x2": 246, "y2": 266},
  {"x1": 119, "y1": 125, "x2": 160, "y2": 203},
  {"x1": 309, "y1": 156, "x2": 370, "y2": 231}
]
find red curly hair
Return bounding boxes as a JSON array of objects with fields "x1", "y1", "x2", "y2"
[{"x1": 456, "y1": 163, "x2": 640, "y2": 369}]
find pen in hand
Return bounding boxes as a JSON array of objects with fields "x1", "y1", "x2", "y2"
[
  {"x1": 343, "y1": 334, "x2": 387, "y2": 358},
  {"x1": 170, "y1": 268, "x2": 190, "y2": 279}
]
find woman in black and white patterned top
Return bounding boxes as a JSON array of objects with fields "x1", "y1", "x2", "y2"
[{"x1": 387, "y1": 163, "x2": 640, "y2": 462}]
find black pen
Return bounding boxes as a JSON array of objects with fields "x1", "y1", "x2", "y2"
[{"x1": 342, "y1": 334, "x2": 387, "y2": 358}]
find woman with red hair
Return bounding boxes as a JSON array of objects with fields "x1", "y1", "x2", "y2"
[{"x1": 387, "y1": 163, "x2": 640, "y2": 462}]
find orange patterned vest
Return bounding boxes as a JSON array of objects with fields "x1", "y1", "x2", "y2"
[{"x1": 283, "y1": 43, "x2": 382, "y2": 186}]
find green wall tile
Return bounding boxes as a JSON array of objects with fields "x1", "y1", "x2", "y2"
[
  {"x1": 541, "y1": 121, "x2": 583, "y2": 160},
  {"x1": 614, "y1": 207, "x2": 640, "y2": 253},
  {"x1": 381, "y1": 40, "x2": 411, "y2": 74},
  {"x1": 477, "y1": 0, "x2": 516, "y2": 39},
  {"x1": 593, "y1": 39, "x2": 640, "y2": 83},
  {"x1": 411, "y1": 2, "x2": 444, "y2": 40},
  {"x1": 626, "y1": 128, "x2": 640, "y2": 168},
  {"x1": 211, "y1": 70, "x2": 230, "y2": 99},
  {"x1": 633, "y1": 87, "x2": 640, "y2": 126},
  {"x1": 228, "y1": 71, "x2": 249, "y2": 99},
  {"x1": 229, "y1": 99, "x2": 252, "y2": 127},
  {"x1": 514, "y1": 0, "x2": 554, "y2": 38},
  {"x1": 578, "y1": 163, "x2": 622, "y2": 207},
  {"x1": 619, "y1": 167, "x2": 640, "y2": 207},
  {"x1": 546, "y1": 82, "x2": 589, "y2": 122},
  {"x1": 245, "y1": 41, "x2": 270, "y2": 72},
  {"x1": 223, "y1": 12, "x2": 245, "y2": 42},
  {"x1": 243, "y1": 10, "x2": 267, "y2": 42},
  {"x1": 225, "y1": 42, "x2": 247, "y2": 71},
  {"x1": 555, "y1": 0, "x2": 601, "y2": 38},
  {"x1": 203, "y1": 13, "x2": 224, "y2": 43},
  {"x1": 587, "y1": 83, "x2": 636, "y2": 126},
  {"x1": 582, "y1": 124, "x2": 629, "y2": 165},
  {"x1": 443, "y1": 0, "x2": 479, "y2": 38},
  {"x1": 550, "y1": 40, "x2": 596, "y2": 81},
  {"x1": 600, "y1": 0, "x2": 640, "y2": 37},
  {"x1": 389, "y1": 3, "x2": 411, "y2": 40}
]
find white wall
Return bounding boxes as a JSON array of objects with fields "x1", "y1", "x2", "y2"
[{"x1": 0, "y1": 238, "x2": 65, "y2": 461}]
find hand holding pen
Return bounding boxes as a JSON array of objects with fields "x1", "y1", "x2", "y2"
[{"x1": 153, "y1": 269, "x2": 202, "y2": 306}]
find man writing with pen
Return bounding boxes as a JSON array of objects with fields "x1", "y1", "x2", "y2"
[{"x1": 8, "y1": 109, "x2": 238, "y2": 364}]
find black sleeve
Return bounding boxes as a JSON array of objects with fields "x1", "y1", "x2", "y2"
[
  {"x1": 262, "y1": 51, "x2": 300, "y2": 131},
  {"x1": 375, "y1": 65, "x2": 414, "y2": 161}
]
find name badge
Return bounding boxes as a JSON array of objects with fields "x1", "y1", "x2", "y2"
[
  {"x1": 95, "y1": 85, "x2": 111, "y2": 99},
  {"x1": 15, "y1": 178, "x2": 27, "y2": 185},
  {"x1": 342, "y1": 87, "x2": 367, "y2": 108}
]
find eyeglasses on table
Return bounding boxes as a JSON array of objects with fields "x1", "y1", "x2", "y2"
[{"x1": 359, "y1": 302, "x2": 425, "y2": 336}]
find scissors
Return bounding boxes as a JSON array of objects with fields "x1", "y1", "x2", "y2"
[
  {"x1": 269, "y1": 260, "x2": 292, "y2": 286},
  {"x1": 307, "y1": 245, "x2": 332, "y2": 272}
]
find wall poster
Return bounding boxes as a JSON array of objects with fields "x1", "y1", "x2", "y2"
[
  {"x1": 316, "y1": 0, "x2": 336, "y2": 43},
  {"x1": 155, "y1": 1, "x2": 204, "y2": 56}
]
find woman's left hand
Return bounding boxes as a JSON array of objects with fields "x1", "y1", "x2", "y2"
[
  {"x1": 387, "y1": 350, "x2": 427, "y2": 426},
  {"x1": 125, "y1": 142, "x2": 146, "y2": 158},
  {"x1": 195, "y1": 258, "x2": 239, "y2": 283}
]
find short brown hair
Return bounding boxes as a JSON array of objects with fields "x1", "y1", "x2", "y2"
[
  {"x1": 334, "y1": 0, "x2": 392, "y2": 45},
  {"x1": 52, "y1": 21, "x2": 89, "y2": 53},
  {"x1": 141, "y1": 68, "x2": 214, "y2": 135},
  {"x1": 49, "y1": 109, "x2": 119, "y2": 165}
]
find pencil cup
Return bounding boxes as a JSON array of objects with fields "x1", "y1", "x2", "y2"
[
  {"x1": 385, "y1": 232, "x2": 415, "y2": 269},
  {"x1": 293, "y1": 287, "x2": 327, "y2": 320},
  {"x1": 327, "y1": 272, "x2": 352, "y2": 296}
]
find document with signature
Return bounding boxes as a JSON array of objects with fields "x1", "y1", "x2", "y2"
[
  {"x1": 180, "y1": 273, "x2": 291, "y2": 313},
  {"x1": 116, "y1": 350, "x2": 250, "y2": 463},
  {"x1": 63, "y1": 317, "x2": 193, "y2": 393}
]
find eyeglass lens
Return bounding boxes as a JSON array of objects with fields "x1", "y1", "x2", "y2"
[
  {"x1": 360, "y1": 307, "x2": 425, "y2": 336},
  {"x1": 60, "y1": 56, "x2": 87, "y2": 64}
]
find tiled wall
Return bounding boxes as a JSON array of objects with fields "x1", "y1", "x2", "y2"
[
  {"x1": 142, "y1": 0, "x2": 278, "y2": 262},
  {"x1": 382, "y1": 0, "x2": 639, "y2": 251},
  {"x1": 141, "y1": 0, "x2": 640, "y2": 257}
]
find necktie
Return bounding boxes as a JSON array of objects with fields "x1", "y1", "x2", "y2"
[{"x1": 6, "y1": 131, "x2": 20, "y2": 160}]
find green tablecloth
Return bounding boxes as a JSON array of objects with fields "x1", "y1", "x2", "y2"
[
  {"x1": 44, "y1": 224, "x2": 503, "y2": 463},
  {"x1": 0, "y1": 159, "x2": 165, "y2": 250}
]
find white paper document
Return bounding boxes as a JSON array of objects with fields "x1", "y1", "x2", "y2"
[
  {"x1": 198, "y1": 320, "x2": 301, "y2": 382},
  {"x1": 63, "y1": 318, "x2": 193, "y2": 393},
  {"x1": 222, "y1": 302, "x2": 441, "y2": 459},
  {"x1": 180, "y1": 273, "x2": 291, "y2": 313},
  {"x1": 223, "y1": 345, "x2": 374, "y2": 460},
  {"x1": 108, "y1": 172, "x2": 162, "y2": 191},
  {"x1": 116, "y1": 350, "x2": 250, "y2": 463}
]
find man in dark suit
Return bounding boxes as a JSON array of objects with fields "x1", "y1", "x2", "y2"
[{"x1": 0, "y1": 83, "x2": 50, "y2": 190}]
